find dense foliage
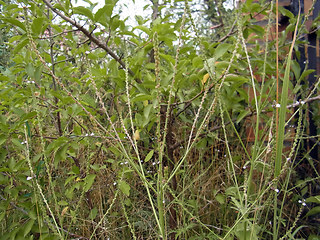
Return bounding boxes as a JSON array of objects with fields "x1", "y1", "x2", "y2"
[{"x1": 0, "y1": 0, "x2": 319, "y2": 239}]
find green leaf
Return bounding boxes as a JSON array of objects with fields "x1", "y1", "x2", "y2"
[
  {"x1": 58, "y1": 200, "x2": 68, "y2": 206},
  {"x1": 306, "y1": 195, "x2": 320, "y2": 204},
  {"x1": 11, "y1": 138, "x2": 25, "y2": 150},
  {"x1": 73, "y1": 6, "x2": 94, "y2": 20},
  {"x1": 118, "y1": 180, "x2": 130, "y2": 196},
  {"x1": 192, "y1": 56, "x2": 203, "y2": 68},
  {"x1": 215, "y1": 193, "x2": 225, "y2": 204},
  {"x1": 13, "y1": 38, "x2": 29, "y2": 54},
  {"x1": 2, "y1": 18, "x2": 26, "y2": 31},
  {"x1": 144, "y1": 150, "x2": 154, "y2": 162},
  {"x1": 28, "y1": 210, "x2": 37, "y2": 220},
  {"x1": 306, "y1": 206, "x2": 320, "y2": 217},
  {"x1": 84, "y1": 174, "x2": 96, "y2": 192},
  {"x1": 89, "y1": 207, "x2": 98, "y2": 219},
  {"x1": 23, "y1": 219, "x2": 35, "y2": 237},
  {"x1": 134, "y1": 25, "x2": 151, "y2": 35},
  {"x1": 224, "y1": 74, "x2": 248, "y2": 83},
  {"x1": 132, "y1": 94, "x2": 153, "y2": 102},
  {"x1": 31, "y1": 17, "x2": 46, "y2": 35},
  {"x1": 214, "y1": 43, "x2": 231, "y2": 60},
  {"x1": 0, "y1": 134, "x2": 6, "y2": 146},
  {"x1": 94, "y1": 4, "x2": 114, "y2": 22}
]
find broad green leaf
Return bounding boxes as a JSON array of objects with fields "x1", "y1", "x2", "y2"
[
  {"x1": 134, "y1": 25, "x2": 151, "y2": 35},
  {"x1": 2, "y1": 18, "x2": 26, "y2": 31},
  {"x1": 192, "y1": 56, "x2": 203, "y2": 68},
  {"x1": 11, "y1": 138, "x2": 25, "y2": 150},
  {"x1": 31, "y1": 17, "x2": 46, "y2": 35},
  {"x1": 144, "y1": 150, "x2": 154, "y2": 162},
  {"x1": 94, "y1": 4, "x2": 114, "y2": 22},
  {"x1": 13, "y1": 39, "x2": 29, "y2": 54},
  {"x1": 89, "y1": 207, "x2": 98, "y2": 219},
  {"x1": 84, "y1": 174, "x2": 96, "y2": 192},
  {"x1": 73, "y1": 6, "x2": 94, "y2": 20},
  {"x1": 132, "y1": 94, "x2": 153, "y2": 102},
  {"x1": 0, "y1": 135, "x2": 6, "y2": 146},
  {"x1": 306, "y1": 206, "x2": 320, "y2": 217},
  {"x1": 214, "y1": 43, "x2": 231, "y2": 60},
  {"x1": 119, "y1": 180, "x2": 130, "y2": 196},
  {"x1": 224, "y1": 74, "x2": 248, "y2": 83},
  {"x1": 215, "y1": 194, "x2": 225, "y2": 204},
  {"x1": 58, "y1": 200, "x2": 68, "y2": 206},
  {"x1": 306, "y1": 195, "x2": 320, "y2": 204},
  {"x1": 28, "y1": 210, "x2": 37, "y2": 220},
  {"x1": 23, "y1": 219, "x2": 35, "y2": 237}
]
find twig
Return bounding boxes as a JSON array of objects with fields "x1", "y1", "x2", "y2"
[
  {"x1": 171, "y1": 94, "x2": 320, "y2": 150},
  {"x1": 42, "y1": 0, "x2": 140, "y2": 83},
  {"x1": 0, "y1": 194, "x2": 88, "y2": 239}
]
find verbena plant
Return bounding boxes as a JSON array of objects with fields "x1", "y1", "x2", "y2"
[{"x1": 0, "y1": 0, "x2": 319, "y2": 239}]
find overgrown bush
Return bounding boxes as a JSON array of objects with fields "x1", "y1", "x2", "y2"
[{"x1": 0, "y1": 0, "x2": 319, "y2": 239}]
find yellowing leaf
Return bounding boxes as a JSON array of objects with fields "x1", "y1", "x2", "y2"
[
  {"x1": 61, "y1": 207, "x2": 69, "y2": 217},
  {"x1": 202, "y1": 73, "x2": 210, "y2": 85},
  {"x1": 133, "y1": 130, "x2": 140, "y2": 141}
]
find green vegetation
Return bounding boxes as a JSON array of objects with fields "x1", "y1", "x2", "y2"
[{"x1": 0, "y1": 0, "x2": 319, "y2": 239}]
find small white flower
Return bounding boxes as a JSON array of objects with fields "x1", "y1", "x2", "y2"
[
  {"x1": 85, "y1": 133, "x2": 88, "y2": 136},
  {"x1": 124, "y1": 161, "x2": 128, "y2": 165},
  {"x1": 90, "y1": 132, "x2": 94, "y2": 136},
  {"x1": 152, "y1": 162, "x2": 156, "y2": 166},
  {"x1": 113, "y1": 182, "x2": 117, "y2": 186},
  {"x1": 85, "y1": 51, "x2": 90, "y2": 54},
  {"x1": 286, "y1": 158, "x2": 291, "y2": 162},
  {"x1": 275, "y1": 189, "x2": 279, "y2": 193},
  {"x1": 120, "y1": 162, "x2": 123, "y2": 165},
  {"x1": 301, "y1": 101, "x2": 305, "y2": 105},
  {"x1": 302, "y1": 202, "x2": 307, "y2": 206},
  {"x1": 276, "y1": 103, "x2": 281, "y2": 108},
  {"x1": 26, "y1": 176, "x2": 33, "y2": 181}
]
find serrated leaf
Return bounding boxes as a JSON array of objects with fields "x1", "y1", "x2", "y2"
[
  {"x1": 73, "y1": 6, "x2": 94, "y2": 20},
  {"x1": 119, "y1": 180, "x2": 130, "y2": 196},
  {"x1": 144, "y1": 150, "x2": 154, "y2": 162},
  {"x1": 84, "y1": 174, "x2": 96, "y2": 192}
]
